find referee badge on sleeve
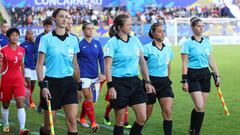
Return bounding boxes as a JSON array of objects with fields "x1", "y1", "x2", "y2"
[
  {"x1": 105, "y1": 47, "x2": 110, "y2": 55},
  {"x1": 136, "y1": 49, "x2": 140, "y2": 56},
  {"x1": 205, "y1": 48, "x2": 210, "y2": 55},
  {"x1": 68, "y1": 49, "x2": 74, "y2": 59}
]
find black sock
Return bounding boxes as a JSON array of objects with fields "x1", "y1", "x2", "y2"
[
  {"x1": 39, "y1": 127, "x2": 49, "y2": 135},
  {"x1": 130, "y1": 122, "x2": 144, "y2": 135},
  {"x1": 104, "y1": 116, "x2": 110, "y2": 122},
  {"x1": 163, "y1": 120, "x2": 172, "y2": 135},
  {"x1": 68, "y1": 132, "x2": 78, "y2": 135},
  {"x1": 114, "y1": 125, "x2": 123, "y2": 135},
  {"x1": 190, "y1": 109, "x2": 197, "y2": 130},
  {"x1": 195, "y1": 111, "x2": 205, "y2": 134}
]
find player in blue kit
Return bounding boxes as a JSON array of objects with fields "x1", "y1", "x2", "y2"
[
  {"x1": 0, "y1": 20, "x2": 9, "y2": 47},
  {"x1": 143, "y1": 23, "x2": 174, "y2": 135},
  {"x1": 20, "y1": 29, "x2": 37, "y2": 109},
  {"x1": 181, "y1": 17, "x2": 221, "y2": 135},
  {"x1": 104, "y1": 14, "x2": 155, "y2": 135},
  {"x1": 77, "y1": 22, "x2": 104, "y2": 132}
]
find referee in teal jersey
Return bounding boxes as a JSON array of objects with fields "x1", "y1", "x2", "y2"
[
  {"x1": 143, "y1": 23, "x2": 174, "y2": 135},
  {"x1": 36, "y1": 8, "x2": 81, "y2": 135},
  {"x1": 104, "y1": 14, "x2": 155, "y2": 135},
  {"x1": 181, "y1": 17, "x2": 220, "y2": 135}
]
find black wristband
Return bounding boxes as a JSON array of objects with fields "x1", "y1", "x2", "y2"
[
  {"x1": 38, "y1": 81, "x2": 47, "y2": 90},
  {"x1": 107, "y1": 81, "x2": 114, "y2": 89},
  {"x1": 181, "y1": 74, "x2": 188, "y2": 84},
  {"x1": 182, "y1": 74, "x2": 188, "y2": 80},
  {"x1": 180, "y1": 79, "x2": 187, "y2": 84},
  {"x1": 77, "y1": 82, "x2": 82, "y2": 91}
]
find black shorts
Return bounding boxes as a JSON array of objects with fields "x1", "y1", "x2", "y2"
[
  {"x1": 110, "y1": 76, "x2": 147, "y2": 109},
  {"x1": 145, "y1": 76, "x2": 174, "y2": 105},
  {"x1": 41, "y1": 76, "x2": 78, "y2": 110},
  {"x1": 187, "y1": 68, "x2": 211, "y2": 93}
]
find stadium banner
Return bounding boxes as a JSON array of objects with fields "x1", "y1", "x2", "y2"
[
  {"x1": 1, "y1": 0, "x2": 116, "y2": 7},
  {"x1": 209, "y1": 36, "x2": 240, "y2": 45},
  {"x1": 3, "y1": 0, "x2": 226, "y2": 16},
  {"x1": 18, "y1": 27, "x2": 44, "y2": 37},
  {"x1": 1, "y1": 0, "x2": 199, "y2": 8}
]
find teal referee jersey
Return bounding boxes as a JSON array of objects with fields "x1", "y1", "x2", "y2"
[{"x1": 104, "y1": 35, "x2": 143, "y2": 77}]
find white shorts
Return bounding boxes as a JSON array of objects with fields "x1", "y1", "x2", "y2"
[
  {"x1": 81, "y1": 78, "x2": 100, "y2": 103},
  {"x1": 25, "y1": 68, "x2": 37, "y2": 80}
]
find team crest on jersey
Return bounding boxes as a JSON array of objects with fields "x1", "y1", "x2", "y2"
[
  {"x1": 94, "y1": 44, "x2": 97, "y2": 48},
  {"x1": 18, "y1": 52, "x2": 23, "y2": 56}
]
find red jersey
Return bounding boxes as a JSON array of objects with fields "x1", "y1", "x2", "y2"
[{"x1": 0, "y1": 45, "x2": 25, "y2": 86}]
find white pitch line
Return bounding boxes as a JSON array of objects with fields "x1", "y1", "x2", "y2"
[{"x1": 10, "y1": 100, "x2": 130, "y2": 134}]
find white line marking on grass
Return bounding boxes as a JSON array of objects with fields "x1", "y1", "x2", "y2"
[{"x1": 10, "y1": 100, "x2": 130, "y2": 134}]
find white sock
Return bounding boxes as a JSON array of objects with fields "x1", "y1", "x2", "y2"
[
  {"x1": 2, "y1": 108, "x2": 9, "y2": 125},
  {"x1": 18, "y1": 108, "x2": 26, "y2": 129}
]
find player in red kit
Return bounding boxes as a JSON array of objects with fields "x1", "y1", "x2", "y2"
[{"x1": 0, "y1": 28, "x2": 29, "y2": 134}]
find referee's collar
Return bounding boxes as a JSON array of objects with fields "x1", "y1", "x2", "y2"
[
  {"x1": 152, "y1": 41, "x2": 165, "y2": 51},
  {"x1": 191, "y1": 36, "x2": 203, "y2": 43},
  {"x1": 115, "y1": 34, "x2": 131, "y2": 43},
  {"x1": 52, "y1": 30, "x2": 69, "y2": 41}
]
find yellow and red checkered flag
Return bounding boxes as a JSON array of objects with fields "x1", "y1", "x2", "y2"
[
  {"x1": 216, "y1": 87, "x2": 230, "y2": 116},
  {"x1": 48, "y1": 100, "x2": 55, "y2": 135},
  {"x1": 212, "y1": 72, "x2": 230, "y2": 116}
]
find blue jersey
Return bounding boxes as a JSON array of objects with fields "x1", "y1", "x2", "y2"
[
  {"x1": 20, "y1": 40, "x2": 36, "y2": 69},
  {"x1": 39, "y1": 31, "x2": 80, "y2": 78},
  {"x1": 0, "y1": 33, "x2": 9, "y2": 47},
  {"x1": 35, "y1": 32, "x2": 45, "y2": 61},
  {"x1": 143, "y1": 42, "x2": 173, "y2": 77},
  {"x1": 181, "y1": 36, "x2": 212, "y2": 69},
  {"x1": 77, "y1": 38, "x2": 104, "y2": 79},
  {"x1": 104, "y1": 35, "x2": 143, "y2": 77}
]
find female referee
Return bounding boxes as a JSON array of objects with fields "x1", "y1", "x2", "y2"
[
  {"x1": 143, "y1": 23, "x2": 174, "y2": 135},
  {"x1": 104, "y1": 14, "x2": 155, "y2": 135},
  {"x1": 77, "y1": 22, "x2": 105, "y2": 132},
  {"x1": 181, "y1": 17, "x2": 220, "y2": 135},
  {"x1": 36, "y1": 8, "x2": 81, "y2": 135}
]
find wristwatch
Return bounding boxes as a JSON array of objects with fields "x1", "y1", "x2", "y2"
[{"x1": 145, "y1": 80, "x2": 152, "y2": 84}]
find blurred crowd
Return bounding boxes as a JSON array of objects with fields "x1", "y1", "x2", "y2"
[{"x1": 7, "y1": 3, "x2": 236, "y2": 27}]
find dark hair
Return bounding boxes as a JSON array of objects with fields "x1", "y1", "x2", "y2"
[
  {"x1": 42, "y1": 18, "x2": 52, "y2": 26},
  {"x1": 6, "y1": 27, "x2": 20, "y2": 38},
  {"x1": 190, "y1": 17, "x2": 202, "y2": 27},
  {"x1": 52, "y1": 8, "x2": 67, "y2": 18},
  {"x1": 82, "y1": 22, "x2": 92, "y2": 30},
  {"x1": 148, "y1": 23, "x2": 163, "y2": 39},
  {"x1": 109, "y1": 26, "x2": 116, "y2": 37},
  {"x1": 1, "y1": 19, "x2": 7, "y2": 26},
  {"x1": 109, "y1": 14, "x2": 129, "y2": 36}
]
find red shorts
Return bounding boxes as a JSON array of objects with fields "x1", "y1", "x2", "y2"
[
  {"x1": 105, "y1": 90, "x2": 110, "y2": 101},
  {"x1": 1, "y1": 84, "x2": 25, "y2": 102}
]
